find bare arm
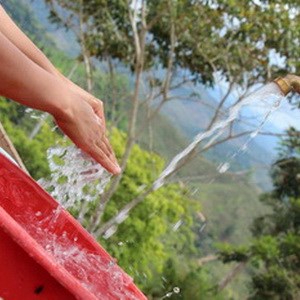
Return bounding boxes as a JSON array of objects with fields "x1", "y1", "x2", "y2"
[
  {"x1": 0, "y1": 31, "x2": 120, "y2": 174},
  {"x1": 0, "y1": 5, "x2": 106, "y2": 126},
  {"x1": 0, "y1": 5, "x2": 58, "y2": 75},
  {"x1": 0, "y1": 31, "x2": 68, "y2": 115}
]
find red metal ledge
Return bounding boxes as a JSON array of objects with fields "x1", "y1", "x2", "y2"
[{"x1": 0, "y1": 153, "x2": 146, "y2": 300}]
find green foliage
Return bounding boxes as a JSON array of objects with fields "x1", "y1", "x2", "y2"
[
  {"x1": 97, "y1": 72, "x2": 131, "y2": 131},
  {"x1": 95, "y1": 129, "x2": 201, "y2": 292},
  {"x1": 219, "y1": 244, "x2": 249, "y2": 263},
  {"x1": 251, "y1": 266, "x2": 295, "y2": 300},
  {"x1": 149, "y1": 258, "x2": 227, "y2": 300},
  {"x1": 271, "y1": 127, "x2": 300, "y2": 200},
  {"x1": 196, "y1": 180, "x2": 262, "y2": 254},
  {"x1": 49, "y1": 0, "x2": 300, "y2": 86},
  {"x1": 219, "y1": 128, "x2": 300, "y2": 299},
  {"x1": 0, "y1": 97, "x2": 64, "y2": 179}
]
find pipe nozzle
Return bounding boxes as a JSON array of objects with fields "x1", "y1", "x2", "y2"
[{"x1": 274, "y1": 74, "x2": 300, "y2": 96}]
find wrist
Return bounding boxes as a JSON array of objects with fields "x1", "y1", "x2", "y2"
[{"x1": 43, "y1": 79, "x2": 75, "y2": 121}]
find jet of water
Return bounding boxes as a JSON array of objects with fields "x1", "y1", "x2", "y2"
[{"x1": 153, "y1": 82, "x2": 284, "y2": 189}]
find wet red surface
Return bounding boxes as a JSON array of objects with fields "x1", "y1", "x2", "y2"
[{"x1": 0, "y1": 153, "x2": 146, "y2": 300}]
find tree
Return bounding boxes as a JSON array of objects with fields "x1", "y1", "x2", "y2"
[
  {"x1": 42, "y1": 0, "x2": 300, "y2": 254},
  {"x1": 5, "y1": 1, "x2": 300, "y2": 297},
  {"x1": 44, "y1": 0, "x2": 95, "y2": 92},
  {"x1": 219, "y1": 127, "x2": 300, "y2": 299}
]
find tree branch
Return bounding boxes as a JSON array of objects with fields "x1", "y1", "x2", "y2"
[
  {"x1": 217, "y1": 262, "x2": 247, "y2": 292},
  {"x1": 89, "y1": 2, "x2": 148, "y2": 231}
]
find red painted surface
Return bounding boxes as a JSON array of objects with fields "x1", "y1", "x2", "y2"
[{"x1": 0, "y1": 153, "x2": 147, "y2": 300}]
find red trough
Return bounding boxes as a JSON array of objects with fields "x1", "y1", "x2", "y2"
[{"x1": 0, "y1": 153, "x2": 146, "y2": 300}]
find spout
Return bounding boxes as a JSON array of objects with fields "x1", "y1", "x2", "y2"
[{"x1": 273, "y1": 74, "x2": 300, "y2": 96}]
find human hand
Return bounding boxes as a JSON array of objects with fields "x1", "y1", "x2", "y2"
[
  {"x1": 54, "y1": 70, "x2": 107, "y2": 128},
  {"x1": 53, "y1": 93, "x2": 121, "y2": 175},
  {"x1": 52, "y1": 70, "x2": 120, "y2": 173}
]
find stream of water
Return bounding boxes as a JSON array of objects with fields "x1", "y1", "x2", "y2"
[
  {"x1": 91, "y1": 82, "x2": 286, "y2": 253},
  {"x1": 153, "y1": 82, "x2": 284, "y2": 189},
  {"x1": 32, "y1": 81, "x2": 284, "y2": 299}
]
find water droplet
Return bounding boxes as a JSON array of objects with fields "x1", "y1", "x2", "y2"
[
  {"x1": 273, "y1": 99, "x2": 281, "y2": 107},
  {"x1": 25, "y1": 108, "x2": 33, "y2": 113},
  {"x1": 173, "y1": 287, "x2": 180, "y2": 294},
  {"x1": 51, "y1": 125, "x2": 58, "y2": 132},
  {"x1": 103, "y1": 226, "x2": 117, "y2": 239},
  {"x1": 74, "y1": 237, "x2": 78, "y2": 242},
  {"x1": 241, "y1": 144, "x2": 248, "y2": 151},
  {"x1": 218, "y1": 162, "x2": 230, "y2": 173},
  {"x1": 30, "y1": 114, "x2": 41, "y2": 120},
  {"x1": 172, "y1": 220, "x2": 183, "y2": 231},
  {"x1": 108, "y1": 261, "x2": 115, "y2": 267},
  {"x1": 35, "y1": 211, "x2": 42, "y2": 217},
  {"x1": 118, "y1": 241, "x2": 124, "y2": 246},
  {"x1": 250, "y1": 131, "x2": 258, "y2": 138}
]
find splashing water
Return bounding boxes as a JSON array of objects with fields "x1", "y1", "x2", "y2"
[
  {"x1": 217, "y1": 162, "x2": 230, "y2": 174},
  {"x1": 18, "y1": 210, "x2": 138, "y2": 300},
  {"x1": 18, "y1": 146, "x2": 141, "y2": 298},
  {"x1": 38, "y1": 145, "x2": 111, "y2": 208},
  {"x1": 160, "y1": 287, "x2": 181, "y2": 299},
  {"x1": 172, "y1": 220, "x2": 183, "y2": 231},
  {"x1": 153, "y1": 83, "x2": 284, "y2": 189},
  {"x1": 101, "y1": 82, "x2": 285, "y2": 239}
]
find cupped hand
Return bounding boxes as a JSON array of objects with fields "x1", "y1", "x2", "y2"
[
  {"x1": 55, "y1": 70, "x2": 106, "y2": 129},
  {"x1": 54, "y1": 94, "x2": 121, "y2": 175}
]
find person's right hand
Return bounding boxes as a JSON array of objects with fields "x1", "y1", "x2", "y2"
[{"x1": 53, "y1": 93, "x2": 121, "y2": 175}]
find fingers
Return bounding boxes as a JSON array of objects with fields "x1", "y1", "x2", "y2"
[
  {"x1": 96, "y1": 139, "x2": 112, "y2": 161},
  {"x1": 95, "y1": 135, "x2": 119, "y2": 167},
  {"x1": 88, "y1": 143, "x2": 121, "y2": 175},
  {"x1": 56, "y1": 118, "x2": 119, "y2": 175}
]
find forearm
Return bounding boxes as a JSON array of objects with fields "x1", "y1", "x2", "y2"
[
  {"x1": 0, "y1": 5, "x2": 93, "y2": 100},
  {"x1": 0, "y1": 31, "x2": 71, "y2": 118},
  {"x1": 0, "y1": 4, "x2": 59, "y2": 76}
]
